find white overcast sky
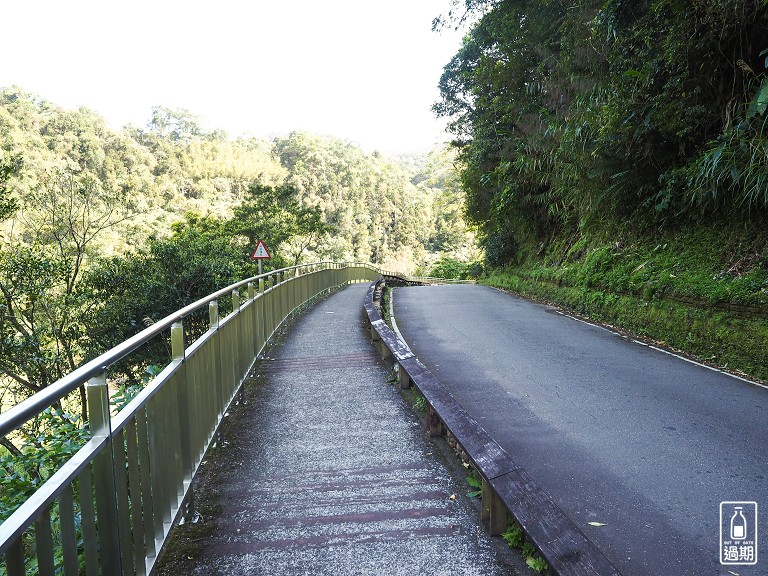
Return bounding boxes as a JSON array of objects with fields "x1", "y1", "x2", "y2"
[{"x1": 1, "y1": 1, "x2": 468, "y2": 153}]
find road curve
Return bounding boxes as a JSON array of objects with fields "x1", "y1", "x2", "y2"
[{"x1": 393, "y1": 284, "x2": 768, "y2": 576}]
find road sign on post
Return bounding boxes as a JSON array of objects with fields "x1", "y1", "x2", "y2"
[{"x1": 250, "y1": 240, "x2": 271, "y2": 275}]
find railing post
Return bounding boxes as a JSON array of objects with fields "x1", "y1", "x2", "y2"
[
  {"x1": 230, "y1": 289, "x2": 244, "y2": 401},
  {"x1": 171, "y1": 321, "x2": 185, "y2": 357},
  {"x1": 256, "y1": 280, "x2": 265, "y2": 356},
  {"x1": 208, "y1": 301, "x2": 224, "y2": 448},
  {"x1": 269, "y1": 274, "x2": 277, "y2": 336},
  {"x1": 246, "y1": 282, "x2": 257, "y2": 357},
  {"x1": 172, "y1": 322, "x2": 195, "y2": 521},
  {"x1": 209, "y1": 301, "x2": 219, "y2": 328},
  {"x1": 88, "y1": 370, "x2": 122, "y2": 575},
  {"x1": 6, "y1": 538, "x2": 24, "y2": 576},
  {"x1": 278, "y1": 272, "x2": 286, "y2": 319}
]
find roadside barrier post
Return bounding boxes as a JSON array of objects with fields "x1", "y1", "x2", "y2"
[
  {"x1": 399, "y1": 364, "x2": 411, "y2": 389},
  {"x1": 481, "y1": 479, "x2": 507, "y2": 535},
  {"x1": 427, "y1": 404, "x2": 441, "y2": 437}
]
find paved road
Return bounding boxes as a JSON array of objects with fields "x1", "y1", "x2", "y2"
[
  {"x1": 155, "y1": 285, "x2": 520, "y2": 576},
  {"x1": 394, "y1": 284, "x2": 768, "y2": 576}
]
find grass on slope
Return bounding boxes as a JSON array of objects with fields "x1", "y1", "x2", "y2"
[{"x1": 482, "y1": 223, "x2": 768, "y2": 382}]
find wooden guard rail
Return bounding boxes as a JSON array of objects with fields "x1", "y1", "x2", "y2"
[{"x1": 363, "y1": 276, "x2": 623, "y2": 576}]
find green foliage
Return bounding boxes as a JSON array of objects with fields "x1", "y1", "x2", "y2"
[
  {"x1": 0, "y1": 153, "x2": 19, "y2": 222},
  {"x1": 502, "y1": 520, "x2": 551, "y2": 574},
  {"x1": 0, "y1": 408, "x2": 87, "y2": 521},
  {"x1": 413, "y1": 392, "x2": 427, "y2": 413},
  {"x1": 526, "y1": 555, "x2": 550, "y2": 573},
  {"x1": 482, "y1": 223, "x2": 768, "y2": 380},
  {"x1": 0, "y1": 407, "x2": 89, "y2": 576},
  {"x1": 1, "y1": 88, "x2": 473, "y2": 271},
  {"x1": 0, "y1": 244, "x2": 90, "y2": 407},
  {"x1": 0, "y1": 87, "x2": 288, "y2": 249},
  {"x1": 414, "y1": 146, "x2": 474, "y2": 255},
  {"x1": 436, "y1": 1, "x2": 768, "y2": 266},
  {"x1": 0, "y1": 159, "x2": 132, "y2": 412},
  {"x1": 81, "y1": 213, "x2": 244, "y2": 374},
  {"x1": 466, "y1": 470, "x2": 483, "y2": 498},
  {"x1": 227, "y1": 184, "x2": 333, "y2": 268},
  {"x1": 502, "y1": 522, "x2": 526, "y2": 549},
  {"x1": 110, "y1": 365, "x2": 161, "y2": 412},
  {"x1": 0, "y1": 87, "x2": 476, "y2": 458},
  {"x1": 428, "y1": 257, "x2": 482, "y2": 280},
  {"x1": 272, "y1": 135, "x2": 479, "y2": 268}
]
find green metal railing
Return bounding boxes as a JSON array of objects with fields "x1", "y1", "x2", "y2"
[{"x1": 0, "y1": 262, "x2": 382, "y2": 576}]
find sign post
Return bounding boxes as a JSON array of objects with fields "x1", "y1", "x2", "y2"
[{"x1": 250, "y1": 239, "x2": 271, "y2": 276}]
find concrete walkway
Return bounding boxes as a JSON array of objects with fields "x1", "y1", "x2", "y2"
[{"x1": 154, "y1": 284, "x2": 518, "y2": 575}]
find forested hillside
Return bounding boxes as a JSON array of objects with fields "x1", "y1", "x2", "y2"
[
  {"x1": 0, "y1": 86, "x2": 476, "y2": 420},
  {"x1": 436, "y1": 0, "x2": 768, "y2": 379},
  {"x1": 0, "y1": 87, "x2": 472, "y2": 265},
  {"x1": 0, "y1": 85, "x2": 479, "y2": 525}
]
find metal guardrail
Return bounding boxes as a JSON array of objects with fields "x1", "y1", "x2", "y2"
[
  {"x1": 0, "y1": 262, "x2": 383, "y2": 576},
  {"x1": 363, "y1": 276, "x2": 622, "y2": 576}
]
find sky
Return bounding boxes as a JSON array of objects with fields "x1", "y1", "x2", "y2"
[{"x1": 1, "y1": 1, "x2": 469, "y2": 153}]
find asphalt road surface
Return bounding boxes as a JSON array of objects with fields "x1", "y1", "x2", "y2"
[{"x1": 393, "y1": 284, "x2": 768, "y2": 576}]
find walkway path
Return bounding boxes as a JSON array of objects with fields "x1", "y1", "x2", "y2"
[{"x1": 154, "y1": 284, "x2": 518, "y2": 575}]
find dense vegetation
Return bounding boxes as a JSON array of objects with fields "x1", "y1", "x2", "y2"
[
  {"x1": 0, "y1": 87, "x2": 473, "y2": 401},
  {"x1": 437, "y1": 0, "x2": 768, "y2": 253},
  {"x1": 0, "y1": 86, "x2": 476, "y2": 526},
  {"x1": 5, "y1": 0, "x2": 768, "y2": 550},
  {"x1": 435, "y1": 0, "x2": 768, "y2": 379}
]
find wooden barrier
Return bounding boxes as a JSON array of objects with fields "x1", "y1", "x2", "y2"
[{"x1": 363, "y1": 277, "x2": 623, "y2": 576}]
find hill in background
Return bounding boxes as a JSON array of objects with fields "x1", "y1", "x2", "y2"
[{"x1": 0, "y1": 86, "x2": 477, "y2": 273}]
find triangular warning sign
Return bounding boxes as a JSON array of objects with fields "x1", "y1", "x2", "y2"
[{"x1": 251, "y1": 240, "x2": 271, "y2": 259}]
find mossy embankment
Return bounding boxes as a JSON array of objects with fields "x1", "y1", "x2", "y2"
[{"x1": 480, "y1": 223, "x2": 768, "y2": 382}]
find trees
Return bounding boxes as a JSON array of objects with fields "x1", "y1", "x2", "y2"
[
  {"x1": 81, "y1": 213, "x2": 245, "y2": 374},
  {"x1": 579, "y1": 0, "x2": 768, "y2": 215},
  {"x1": 411, "y1": 146, "x2": 472, "y2": 254},
  {"x1": 82, "y1": 184, "x2": 335, "y2": 375},
  {"x1": 435, "y1": 0, "x2": 768, "y2": 265},
  {"x1": 0, "y1": 168, "x2": 133, "y2": 420},
  {"x1": 0, "y1": 89, "x2": 476, "y2": 419},
  {"x1": 227, "y1": 184, "x2": 332, "y2": 268},
  {"x1": 0, "y1": 154, "x2": 19, "y2": 223},
  {"x1": 274, "y1": 131, "x2": 437, "y2": 265},
  {"x1": 127, "y1": 107, "x2": 286, "y2": 221},
  {"x1": 435, "y1": 0, "x2": 576, "y2": 258}
]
